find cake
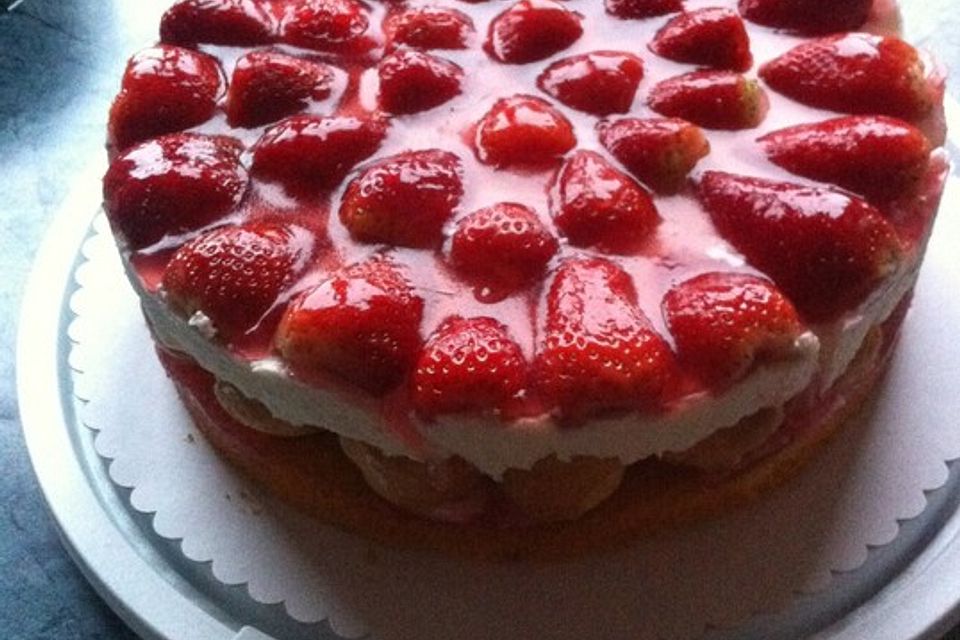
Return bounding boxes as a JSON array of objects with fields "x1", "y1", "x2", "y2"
[{"x1": 101, "y1": 0, "x2": 949, "y2": 559}]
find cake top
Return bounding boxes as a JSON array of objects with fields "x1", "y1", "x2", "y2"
[{"x1": 103, "y1": 0, "x2": 945, "y2": 427}]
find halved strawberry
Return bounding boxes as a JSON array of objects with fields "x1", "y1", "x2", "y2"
[
  {"x1": 697, "y1": 172, "x2": 905, "y2": 322},
  {"x1": 475, "y1": 95, "x2": 576, "y2": 167},
  {"x1": 339, "y1": 149, "x2": 464, "y2": 248},
  {"x1": 759, "y1": 33, "x2": 935, "y2": 121},
  {"x1": 280, "y1": 0, "x2": 374, "y2": 54},
  {"x1": 485, "y1": 0, "x2": 583, "y2": 64},
  {"x1": 738, "y1": 0, "x2": 871, "y2": 35},
  {"x1": 662, "y1": 272, "x2": 805, "y2": 388},
  {"x1": 251, "y1": 115, "x2": 386, "y2": 192},
  {"x1": 598, "y1": 117, "x2": 710, "y2": 193},
  {"x1": 648, "y1": 71, "x2": 768, "y2": 130},
  {"x1": 549, "y1": 150, "x2": 660, "y2": 253},
  {"x1": 378, "y1": 49, "x2": 463, "y2": 115},
  {"x1": 604, "y1": 0, "x2": 682, "y2": 19},
  {"x1": 160, "y1": 0, "x2": 275, "y2": 46},
  {"x1": 449, "y1": 203, "x2": 558, "y2": 296},
  {"x1": 537, "y1": 51, "x2": 644, "y2": 116},
  {"x1": 226, "y1": 50, "x2": 334, "y2": 128},
  {"x1": 383, "y1": 6, "x2": 474, "y2": 50},
  {"x1": 649, "y1": 8, "x2": 752, "y2": 72},
  {"x1": 108, "y1": 45, "x2": 223, "y2": 151},
  {"x1": 162, "y1": 222, "x2": 316, "y2": 343},
  {"x1": 758, "y1": 115, "x2": 932, "y2": 203},
  {"x1": 534, "y1": 258, "x2": 677, "y2": 418},
  {"x1": 412, "y1": 316, "x2": 528, "y2": 417},
  {"x1": 276, "y1": 257, "x2": 424, "y2": 394},
  {"x1": 103, "y1": 133, "x2": 247, "y2": 249}
]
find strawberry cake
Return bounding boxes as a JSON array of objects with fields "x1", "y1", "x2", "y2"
[{"x1": 101, "y1": 0, "x2": 948, "y2": 559}]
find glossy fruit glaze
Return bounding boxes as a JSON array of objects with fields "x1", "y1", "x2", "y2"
[{"x1": 103, "y1": 0, "x2": 948, "y2": 429}]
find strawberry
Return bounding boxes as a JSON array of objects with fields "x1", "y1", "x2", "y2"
[
  {"x1": 103, "y1": 133, "x2": 247, "y2": 249},
  {"x1": 449, "y1": 203, "x2": 558, "y2": 296},
  {"x1": 383, "y1": 6, "x2": 474, "y2": 50},
  {"x1": 226, "y1": 50, "x2": 334, "y2": 128},
  {"x1": 758, "y1": 116, "x2": 932, "y2": 203},
  {"x1": 697, "y1": 171, "x2": 905, "y2": 322},
  {"x1": 649, "y1": 8, "x2": 752, "y2": 72},
  {"x1": 378, "y1": 49, "x2": 464, "y2": 115},
  {"x1": 534, "y1": 258, "x2": 677, "y2": 418},
  {"x1": 738, "y1": 0, "x2": 871, "y2": 35},
  {"x1": 759, "y1": 33, "x2": 935, "y2": 121},
  {"x1": 598, "y1": 117, "x2": 710, "y2": 193},
  {"x1": 549, "y1": 150, "x2": 660, "y2": 253},
  {"x1": 475, "y1": 95, "x2": 576, "y2": 167},
  {"x1": 280, "y1": 0, "x2": 375, "y2": 54},
  {"x1": 604, "y1": 0, "x2": 682, "y2": 19},
  {"x1": 338, "y1": 149, "x2": 464, "y2": 248},
  {"x1": 648, "y1": 71, "x2": 768, "y2": 130},
  {"x1": 108, "y1": 45, "x2": 223, "y2": 151},
  {"x1": 277, "y1": 258, "x2": 424, "y2": 394},
  {"x1": 162, "y1": 222, "x2": 315, "y2": 343},
  {"x1": 485, "y1": 0, "x2": 583, "y2": 64},
  {"x1": 160, "y1": 0, "x2": 275, "y2": 46},
  {"x1": 412, "y1": 316, "x2": 528, "y2": 417},
  {"x1": 537, "y1": 51, "x2": 645, "y2": 116},
  {"x1": 662, "y1": 273, "x2": 805, "y2": 388},
  {"x1": 251, "y1": 114, "x2": 386, "y2": 191}
]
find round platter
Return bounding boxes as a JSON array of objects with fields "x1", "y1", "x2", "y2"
[{"x1": 16, "y1": 84, "x2": 960, "y2": 640}]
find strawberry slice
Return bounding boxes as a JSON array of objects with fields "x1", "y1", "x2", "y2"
[
  {"x1": 604, "y1": 0, "x2": 682, "y2": 19},
  {"x1": 162, "y1": 222, "x2": 316, "y2": 343},
  {"x1": 339, "y1": 149, "x2": 464, "y2": 248},
  {"x1": 662, "y1": 273, "x2": 805, "y2": 388},
  {"x1": 251, "y1": 114, "x2": 386, "y2": 192},
  {"x1": 108, "y1": 45, "x2": 223, "y2": 151},
  {"x1": 103, "y1": 133, "x2": 247, "y2": 249},
  {"x1": 759, "y1": 116, "x2": 932, "y2": 203},
  {"x1": 475, "y1": 95, "x2": 576, "y2": 167},
  {"x1": 738, "y1": 0, "x2": 872, "y2": 35},
  {"x1": 648, "y1": 71, "x2": 768, "y2": 130},
  {"x1": 412, "y1": 316, "x2": 528, "y2": 417},
  {"x1": 598, "y1": 117, "x2": 710, "y2": 194},
  {"x1": 226, "y1": 50, "x2": 334, "y2": 128},
  {"x1": 449, "y1": 203, "x2": 558, "y2": 297},
  {"x1": 649, "y1": 8, "x2": 752, "y2": 72},
  {"x1": 759, "y1": 34, "x2": 935, "y2": 121},
  {"x1": 384, "y1": 6, "x2": 474, "y2": 50},
  {"x1": 534, "y1": 258, "x2": 677, "y2": 418},
  {"x1": 277, "y1": 258, "x2": 424, "y2": 394},
  {"x1": 697, "y1": 172, "x2": 905, "y2": 322},
  {"x1": 485, "y1": 0, "x2": 583, "y2": 64},
  {"x1": 549, "y1": 150, "x2": 660, "y2": 253},
  {"x1": 378, "y1": 49, "x2": 463, "y2": 115},
  {"x1": 280, "y1": 0, "x2": 374, "y2": 54},
  {"x1": 160, "y1": 0, "x2": 276, "y2": 46},
  {"x1": 537, "y1": 51, "x2": 644, "y2": 116}
]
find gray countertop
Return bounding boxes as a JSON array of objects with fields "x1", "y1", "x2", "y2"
[{"x1": 0, "y1": 1, "x2": 957, "y2": 638}]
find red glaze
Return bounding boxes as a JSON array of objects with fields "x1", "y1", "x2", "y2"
[
  {"x1": 598, "y1": 117, "x2": 710, "y2": 194},
  {"x1": 648, "y1": 71, "x2": 768, "y2": 130},
  {"x1": 108, "y1": 45, "x2": 223, "y2": 151},
  {"x1": 759, "y1": 116, "x2": 932, "y2": 203},
  {"x1": 103, "y1": 133, "x2": 247, "y2": 249},
  {"x1": 549, "y1": 150, "x2": 660, "y2": 254},
  {"x1": 662, "y1": 273, "x2": 805, "y2": 389},
  {"x1": 604, "y1": 0, "x2": 682, "y2": 19},
  {"x1": 738, "y1": 0, "x2": 872, "y2": 35},
  {"x1": 226, "y1": 50, "x2": 334, "y2": 128},
  {"x1": 377, "y1": 49, "x2": 464, "y2": 115},
  {"x1": 160, "y1": 0, "x2": 275, "y2": 46},
  {"x1": 383, "y1": 6, "x2": 474, "y2": 50},
  {"x1": 759, "y1": 34, "x2": 935, "y2": 121},
  {"x1": 279, "y1": 0, "x2": 375, "y2": 54},
  {"x1": 475, "y1": 95, "x2": 576, "y2": 167},
  {"x1": 537, "y1": 51, "x2": 645, "y2": 116},
  {"x1": 412, "y1": 316, "x2": 528, "y2": 418},
  {"x1": 698, "y1": 172, "x2": 905, "y2": 323},
  {"x1": 485, "y1": 0, "x2": 583, "y2": 64},
  {"x1": 650, "y1": 8, "x2": 752, "y2": 72}
]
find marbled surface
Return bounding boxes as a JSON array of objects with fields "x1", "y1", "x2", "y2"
[{"x1": 0, "y1": 1, "x2": 957, "y2": 638}]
